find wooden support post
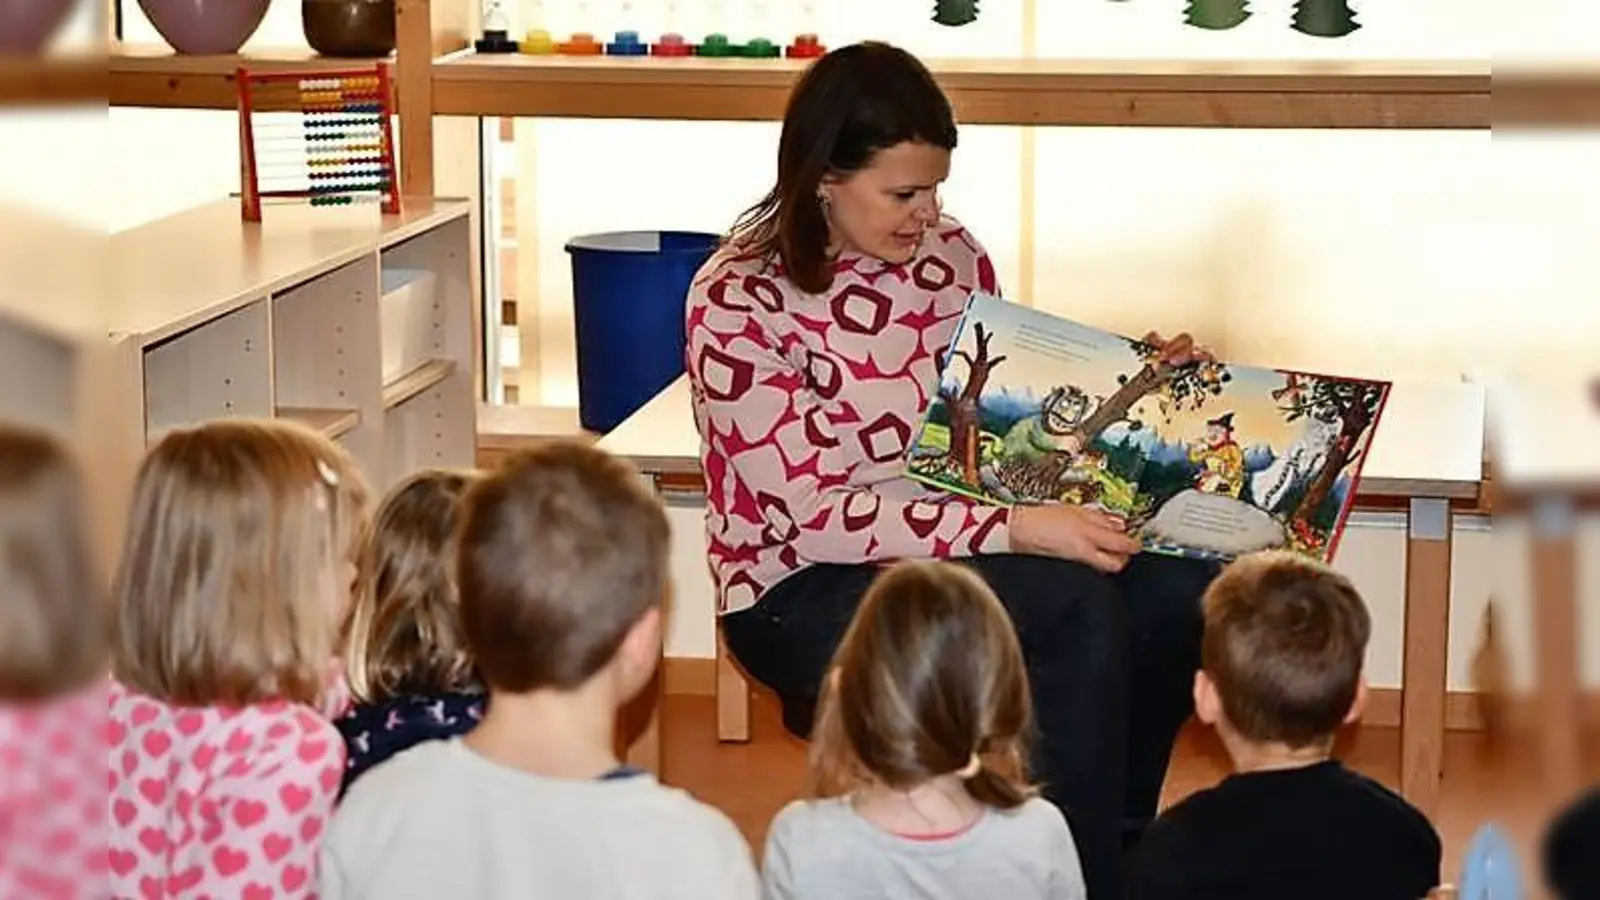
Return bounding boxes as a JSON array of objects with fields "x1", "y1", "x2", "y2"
[
  {"x1": 1531, "y1": 496, "x2": 1581, "y2": 796},
  {"x1": 1399, "y1": 496, "x2": 1451, "y2": 820},
  {"x1": 395, "y1": 0, "x2": 435, "y2": 198}
]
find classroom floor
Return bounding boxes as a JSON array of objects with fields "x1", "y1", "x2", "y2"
[{"x1": 654, "y1": 691, "x2": 1598, "y2": 897}]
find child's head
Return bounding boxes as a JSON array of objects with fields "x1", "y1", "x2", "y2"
[
  {"x1": 1197, "y1": 550, "x2": 1372, "y2": 753},
  {"x1": 810, "y1": 560, "x2": 1034, "y2": 809},
  {"x1": 0, "y1": 424, "x2": 106, "y2": 701},
  {"x1": 342, "y1": 468, "x2": 482, "y2": 705},
  {"x1": 112, "y1": 418, "x2": 370, "y2": 708},
  {"x1": 455, "y1": 441, "x2": 668, "y2": 704}
]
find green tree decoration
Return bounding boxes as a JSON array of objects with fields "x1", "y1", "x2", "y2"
[
  {"x1": 1291, "y1": 0, "x2": 1359, "y2": 38},
  {"x1": 1184, "y1": 0, "x2": 1251, "y2": 30},
  {"x1": 932, "y1": 0, "x2": 979, "y2": 27}
]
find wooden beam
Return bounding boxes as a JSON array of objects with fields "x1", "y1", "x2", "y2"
[
  {"x1": 0, "y1": 55, "x2": 106, "y2": 108},
  {"x1": 395, "y1": 0, "x2": 435, "y2": 197},
  {"x1": 108, "y1": 44, "x2": 394, "y2": 110},
  {"x1": 434, "y1": 56, "x2": 1492, "y2": 129}
]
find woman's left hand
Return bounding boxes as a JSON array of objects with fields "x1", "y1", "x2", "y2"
[{"x1": 1142, "y1": 330, "x2": 1214, "y2": 368}]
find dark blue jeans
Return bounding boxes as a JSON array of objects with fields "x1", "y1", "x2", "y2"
[{"x1": 719, "y1": 551, "x2": 1217, "y2": 900}]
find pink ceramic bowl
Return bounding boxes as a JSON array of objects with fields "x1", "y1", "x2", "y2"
[
  {"x1": 0, "y1": 0, "x2": 75, "y2": 55},
  {"x1": 138, "y1": 0, "x2": 273, "y2": 55}
]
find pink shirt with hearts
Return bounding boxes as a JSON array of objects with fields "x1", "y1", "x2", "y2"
[
  {"x1": 108, "y1": 679, "x2": 346, "y2": 899},
  {"x1": 686, "y1": 217, "x2": 1014, "y2": 616}
]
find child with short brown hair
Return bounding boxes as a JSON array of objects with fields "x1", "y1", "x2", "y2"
[
  {"x1": 1126, "y1": 550, "x2": 1441, "y2": 900},
  {"x1": 762, "y1": 559, "x2": 1085, "y2": 900},
  {"x1": 0, "y1": 425, "x2": 110, "y2": 899},
  {"x1": 321, "y1": 441, "x2": 758, "y2": 899},
  {"x1": 333, "y1": 468, "x2": 484, "y2": 794},
  {"x1": 108, "y1": 418, "x2": 370, "y2": 899}
]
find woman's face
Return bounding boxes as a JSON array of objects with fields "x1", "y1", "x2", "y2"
[{"x1": 821, "y1": 140, "x2": 950, "y2": 265}]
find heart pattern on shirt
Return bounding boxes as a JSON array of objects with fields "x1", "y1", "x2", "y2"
[{"x1": 108, "y1": 681, "x2": 345, "y2": 898}]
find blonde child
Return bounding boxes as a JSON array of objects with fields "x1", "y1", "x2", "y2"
[
  {"x1": 321, "y1": 441, "x2": 758, "y2": 899},
  {"x1": 334, "y1": 468, "x2": 485, "y2": 794},
  {"x1": 1125, "y1": 550, "x2": 1441, "y2": 900},
  {"x1": 762, "y1": 559, "x2": 1086, "y2": 900},
  {"x1": 107, "y1": 419, "x2": 370, "y2": 899},
  {"x1": 0, "y1": 425, "x2": 110, "y2": 899}
]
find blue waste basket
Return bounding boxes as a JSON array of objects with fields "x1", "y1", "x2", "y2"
[{"x1": 565, "y1": 230, "x2": 720, "y2": 434}]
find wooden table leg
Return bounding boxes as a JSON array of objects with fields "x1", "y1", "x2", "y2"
[
  {"x1": 619, "y1": 469, "x2": 665, "y2": 775},
  {"x1": 1531, "y1": 496, "x2": 1580, "y2": 796},
  {"x1": 1400, "y1": 497, "x2": 1451, "y2": 820}
]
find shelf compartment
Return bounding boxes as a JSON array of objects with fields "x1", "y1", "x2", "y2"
[
  {"x1": 382, "y1": 358, "x2": 456, "y2": 409},
  {"x1": 380, "y1": 268, "x2": 439, "y2": 385},
  {"x1": 385, "y1": 369, "x2": 476, "y2": 480},
  {"x1": 142, "y1": 297, "x2": 274, "y2": 442},
  {"x1": 432, "y1": 55, "x2": 1492, "y2": 129},
  {"x1": 278, "y1": 406, "x2": 361, "y2": 439},
  {"x1": 272, "y1": 255, "x2": 384, "y2": 477}
]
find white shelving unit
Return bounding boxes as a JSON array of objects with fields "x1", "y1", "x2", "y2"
[{"x1": 109, "y1": 195, "x2": 479, "y2": 492}]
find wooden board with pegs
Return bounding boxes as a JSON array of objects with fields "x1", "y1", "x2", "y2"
[{"x1": 236, "y1": 64, "x2": 401, "y2": 223}]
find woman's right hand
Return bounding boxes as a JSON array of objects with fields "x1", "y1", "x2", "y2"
[{"x1": 1007, "y1": 504, "x2": 1142, "y2": 573}]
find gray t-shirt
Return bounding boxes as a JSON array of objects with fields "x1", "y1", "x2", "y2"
[{"x1": 760, "y1": 795, "x2": 1085, "y2": 900}]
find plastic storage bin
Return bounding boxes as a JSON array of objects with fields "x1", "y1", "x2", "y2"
[{"x1": 565, "y1": 230, "x2": 719, "y2": 433}]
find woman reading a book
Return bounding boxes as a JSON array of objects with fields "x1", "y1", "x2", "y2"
[{"x1": 685, "y1": 41, "x2": 1218, "y2": 899}]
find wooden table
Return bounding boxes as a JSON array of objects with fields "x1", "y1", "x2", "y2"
[
  {"x1": 1482, "y1": 376, "x2": 1599, "y2": 797},
  {"x1": 596, "y1": 375, "x2": 1489, "y2": 791},
  {"x1": 1351, "y1": 380, "x2": 1487, "y2": 821}
]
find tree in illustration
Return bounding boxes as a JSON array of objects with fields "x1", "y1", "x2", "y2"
[
  {"x1": 1066, "y1": 337, "x2": 1231, "y2": 451},
  {"x1": 1276, "y1": 377, "x2": 1386, "y2": 531},
  {"x1": 937, "y1": 322, "x2": 1007, "y2": 486},
  {"x1": 1184, "y1": 0, "x2": 1251, "y2": 31},
  {"x1": 1291, "y1": 0, "x2": 1359, "y2": 38},
  {"x1": 932, "y1": 0, "x2": 979, "y2": 28}
]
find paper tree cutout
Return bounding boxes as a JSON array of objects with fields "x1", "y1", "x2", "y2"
[
  {"x1": 1184, "y1": 0, "x2": 1251, "y2": 30},
  {"x1": 932, "y1": 0, "x2": 979, "y2": 27},
  {"x1": 1291, "y1": 0, "x2": 1359, "y2": 38}
]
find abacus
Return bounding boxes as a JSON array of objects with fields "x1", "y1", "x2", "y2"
[{"x1": 235, "y1": 64, "x2": 401, "y2": 223}]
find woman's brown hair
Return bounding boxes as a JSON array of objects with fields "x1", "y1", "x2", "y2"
[
  {"x1": 809, "y1": 560, "x2": 1036, "y2": 809},
  {"x1": 727, "y1": 41, "x2": 959, "y2": 294},
  {"x1": 0, "y1": 425, "x2": 107, "y2": 701},
  {"x1": 342, "y1": 467, "x2": 481, "y2": 704},
  {"x1": 111, "y1": 418, "x2": 370, "y2": 709}
]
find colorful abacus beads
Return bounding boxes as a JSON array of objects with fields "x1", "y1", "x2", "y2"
[
  {"x1": 521, "y1": 29, "x2": 557, "y2": 53},
  {"x1": 558, "y1": 32, "x2": 604, "y2": 54},
  {"x1": 605, "y1": 29, "x2": 648, "y2": 55},
  {"x1": 651, "y1": 32, "x2": 692, "y2": 55},
  {"x1": 786, "y1": 33, "x2": 824, "y2": 58},
  {"x1": 695, "y1": 32, "x2": 740, "y2": 56}
]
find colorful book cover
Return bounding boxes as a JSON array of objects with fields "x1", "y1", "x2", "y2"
[{"x1": 905, "y1": 292, "x2": 1392, "y2": 564}]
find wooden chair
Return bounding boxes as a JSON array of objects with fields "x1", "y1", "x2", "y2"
[{"x1": 716, "y1": 630, "x2": 751, "y2": 742}]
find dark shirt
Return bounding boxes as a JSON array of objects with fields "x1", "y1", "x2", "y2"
[
  {"x1": 1125, "y1": 759, "x2": 1441, "y2": 900},
  {"x1": 1544, "y1": 787, "x2": 1600, "y2": 900},
  {"x1": 333, "y1": 690, "x2": 486, "y2": 796}
]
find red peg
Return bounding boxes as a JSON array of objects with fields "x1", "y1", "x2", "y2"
[{"x1": 785, "y1": 33, "x2": 825, "y2": 58}]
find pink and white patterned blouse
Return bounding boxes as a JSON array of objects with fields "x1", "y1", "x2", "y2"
[
  {"x1": 108, "y1": 679, "x2": 347, "y2": 899},
  {"x1": 0, "y1": 681, "x2": 109, "y2": 900},
  {"x1": 686, "y1": 217, "x2": 1014, "y2": 616}
]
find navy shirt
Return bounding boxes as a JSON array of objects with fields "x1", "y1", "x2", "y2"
[
  {"x1": 1125, "y1": 759, "x2": 1441, "y2": 900},
  {"x1": 334, "y1": 690, "x2": 486, "y2": 796}
]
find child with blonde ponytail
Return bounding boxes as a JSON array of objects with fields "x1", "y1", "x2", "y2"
[{"x1": 761, "y1": 559, "x2": 1086, "y2": 900}]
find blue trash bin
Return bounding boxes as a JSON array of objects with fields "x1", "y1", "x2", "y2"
[{"x1": 565, "y1": 230, "x2": 720, "y2": 434}]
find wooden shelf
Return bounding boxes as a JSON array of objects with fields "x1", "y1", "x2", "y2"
[
  {"x1": 382, "y1": 358, "x2": 456, "y2": 409},
  {"x1": 279, "y1": 406, "x2": 361, "y2": 439},
  {"x1": 434, "y1": 54, "x2": 1492, "y2": 129},
  {"x1": 109, "y1": 42, "x2": 394, "y2": 110},
  {"x1": 0, "y1": 54, "x2": 107, "y2": 108}
]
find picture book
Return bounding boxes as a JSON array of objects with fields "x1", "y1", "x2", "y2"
[{"x1": 905, "y1": 291, "x2": 1392, "y2": 564}]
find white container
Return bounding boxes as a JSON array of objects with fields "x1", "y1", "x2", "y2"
[{"x1": 379, "y1": 268, "x2": 438, "y2": 385}]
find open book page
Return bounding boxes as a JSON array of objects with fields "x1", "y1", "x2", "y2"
[{"x1": 905, "y1": 292, "x2": 1392, "y2": 563}]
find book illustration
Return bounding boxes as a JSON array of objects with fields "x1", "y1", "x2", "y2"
[{"x1": 906, "y1": 293, "x2": 1390, "y2": 563}]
